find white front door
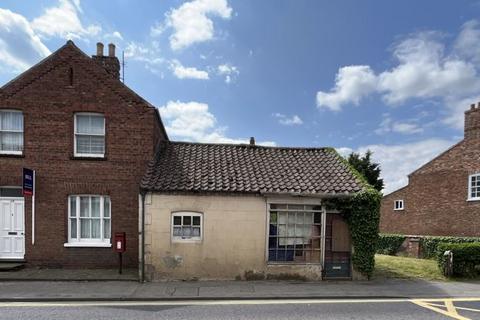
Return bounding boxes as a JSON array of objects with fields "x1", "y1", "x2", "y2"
[{"x1": 0, "y1": 199, "x2": 25, "y2": 259}]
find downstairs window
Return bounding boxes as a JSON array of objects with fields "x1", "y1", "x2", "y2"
[{"x1": 268, "y1": 204, "x2": 322, "y2": 263}]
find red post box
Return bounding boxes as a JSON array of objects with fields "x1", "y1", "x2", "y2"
[{"x1": 115, "y1": 232, "x2": 126, "y2": 253}]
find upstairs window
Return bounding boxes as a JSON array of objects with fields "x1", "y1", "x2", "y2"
[
  {"x1": 74, "y1": 113, "x2": 105, "y2": 157},
  {"x1": 468, "y1": 174, "x2": 480, "y2": 201},
  {"x1": 0, "y1": 110, "x2": 23, "y2": 155},
  {"x1": 394, "y1": 200, "x2": 404, "y2": 211}
]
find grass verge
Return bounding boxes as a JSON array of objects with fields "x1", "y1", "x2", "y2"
[{"x1": 374, "y1": 254, "x2": 447, "y2": 281}]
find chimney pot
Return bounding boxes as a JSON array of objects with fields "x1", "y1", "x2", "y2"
[
  {"x1": 471, "y1": 104, "x2": 476, "y2": 110},
  {"x1": 108, "y1": 43, "x2": 116, "y2": 57},
  {"x1": 249, "y1": 137, "x2": 255, "y2": 146},
  {"x1": 96, "y1": 42, "x2": 104, "y2": 56},
  {"x1": 477, "y1": 101, "x2": 480, "y2": 108}
]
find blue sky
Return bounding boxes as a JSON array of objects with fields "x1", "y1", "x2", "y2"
[{"x1": 1, "y1": 0, "x2": 480, "y2": 192}]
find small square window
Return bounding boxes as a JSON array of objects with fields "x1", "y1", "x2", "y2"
[
  {"x1": 468, "y1": 173, "x2": 480, "y2": 201},
  {"x1": 394, "y1": 200, "x2": 404, "y2": 211},
  {"x1": 171, "y1": 212, "x2": 203, "y2": 242}
]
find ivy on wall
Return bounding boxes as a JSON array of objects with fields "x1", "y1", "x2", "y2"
[{"x1": 326, "y1": 149, "x2": 382, "y2": 279}]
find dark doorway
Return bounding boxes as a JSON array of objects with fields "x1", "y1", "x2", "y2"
[{"x1": 324, "y1": 213, "x2": 351, "y2": 279}]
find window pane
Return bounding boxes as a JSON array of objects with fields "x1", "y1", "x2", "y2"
[
  {"x1": 0, "y1": 132, "x2": 23, "y2": 151},
  {"x1": 104, "y1": 197, "x2": 110, "y2": 218},
  {"x1": 70, "y1": 197, "x2": 77, "y2": 217},
  {"x1": 183, "y1": 216, "x2": 191, "y2": 226},
  {"x1": 0, "y1": 187, "x2": 22, "y2": 197},
  {"x1": 270, "y1": 212, "x2": 277, "y2": 223},
  {"x1": 192, "y1": 227, "x2": 201, "y2": 237},
  {"x1": 76, "y1": 115, "x2": 90, "y2": 134},
  {"x1": 182, "y1": 226, "x2": 192, "y2": 236},
  {"x1": 90, "y1": 116, "x2": 104, "y2": 134},
  {"x1": 1, "y1": 111, "x2": 23, "y2": 131},
  {"x1": 173, "y1": 226, "x2": 182, "y2": 236},
  {"x1": 91, "y1": 219, "x2": 101, "y2": 238},
  {"x1": 80, "y1": 219, "x2": 91, "y2": 238},
  {"x1": 76, "y1": 135, "x2": 104, "y2": 154},
  {"x1": 314, "y1": 212, "x2": 321, "y2": 224},
  {"x1": 80, "y1": 197, "x2": 89, "y2": 217},
  {"x1": 91, "y1": 197, "x2": 100, "y2": 217},
  {"x1": 104, "y1": 219, "x2": 111, "y2": 239},
  {"x1": 70, "y1": 219, "x2": 77, "y2": 239},
  {"x1": 192, "y1": 216, "x2": 200, "y2": 226},
  {"x1": 173, "y1": 216, "x2": 182, "y2": 226}
]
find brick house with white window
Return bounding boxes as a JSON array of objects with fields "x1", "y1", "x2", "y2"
[
  {"x1": 380, "y1": 104, "x2": 480, "y2": 237},
  {"x1": 0, "y1": 41, "x2": 167, "y2": 267}
]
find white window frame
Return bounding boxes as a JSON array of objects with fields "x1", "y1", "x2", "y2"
[
  {"x1": 394, "y1": 200, "x2": 404, "y2": 211},
  {"x1": 0, "y1": 110, "x2": 23, "y2": 155},
  {"x1": 74, "y1": 113, "x2": 105, "y2": 158},
  {"x1": 64, "y1": 195, "x2": 111, "y2": 247},
  {"x1": 467, "y1": 173, "x2": 480, "y2": 201},
  {"x1": 171, "y1": 211, "x2": 203, "y2": 243}
]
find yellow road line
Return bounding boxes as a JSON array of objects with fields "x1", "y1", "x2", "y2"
[{"x1": 410, "y1": 298, "x2": 480, "y2": 320}]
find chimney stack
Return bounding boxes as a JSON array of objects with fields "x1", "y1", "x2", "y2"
[
  {"x1": 249, "y1": 137, "x2": 255, "y2": 146},
  {"x1": 96, "y1": 42, "x2": 104, "y2": 56},
  {"x1": 108, "y1": 43, "x2": 115, "y2": 57},
  {"x1": 92, "y1": 42, "x2": 120, "y2": 79},
  {"x1": 465, "y1": 102, "x2": 480, "y2": 140}
]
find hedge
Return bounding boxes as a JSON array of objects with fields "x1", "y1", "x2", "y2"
[
  {"x1": 376, "y1": 234, "x2": 406, "y2": 255},
  {"x1": 437, "y1": 242, "x2": 480, "y2": 277},
  {"x1": 421, "y1": 236, "x2": 480, "y2": 259}
]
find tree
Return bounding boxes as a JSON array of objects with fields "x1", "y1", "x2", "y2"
[{"x1": 347, "y1": 150, "x2": 384, "y2": 192}]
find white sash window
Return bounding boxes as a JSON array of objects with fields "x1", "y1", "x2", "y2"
[
  {"x1": 74, "y1": 113, "x2": 105, "y2": 157},
  {"x1": 0, "y1": 110, "x2": 23, "y2": 155}
]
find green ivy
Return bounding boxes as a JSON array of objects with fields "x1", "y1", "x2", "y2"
[
  {"x1": 325, "y1": 149, "x2": 382, "y2": 279},
  {"x1": 377, "y1": 234, "x2": 407, "y2": 255}
]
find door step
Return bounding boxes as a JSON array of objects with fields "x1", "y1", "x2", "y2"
[{"x1": 0, "y1": 262, "x2": 25, "y2": 271}]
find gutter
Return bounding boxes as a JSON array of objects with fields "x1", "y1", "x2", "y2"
[{"x1": 139, "y1": 190, "x2": 147, "y2": 283}]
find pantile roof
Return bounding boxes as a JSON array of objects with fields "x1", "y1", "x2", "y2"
[{"x1": 141, "y1": 141, "x2": 365, "y2": 196}]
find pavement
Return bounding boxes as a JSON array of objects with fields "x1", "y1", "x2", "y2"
[
  {"x1": 0, "y1": 278, "x2": 479, "y2": 301},
  {"x1": 0, "y1": 267, "x2": 138, "y2": 281}
]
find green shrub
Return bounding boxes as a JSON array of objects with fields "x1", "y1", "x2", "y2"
[
  {"x1": 437, "y1": 242, "x2": 480, "y2": 277},
  {"x1": 421, "y1": 236, "x2": 480, "y2": 259},
  {"x1": 376, "y1": 234, "x2": 406, "y2": 255}
]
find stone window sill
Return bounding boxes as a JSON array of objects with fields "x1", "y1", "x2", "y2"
[{"x1": 64, "y1": 242, "x2": 111, "y2": 248}]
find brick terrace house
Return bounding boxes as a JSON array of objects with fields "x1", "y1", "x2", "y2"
[
  {"x1": 380, "y1": 104, "x2": 480, "y2": 237},
  {"x1": 0, "y1": 41, "x2": 167, "y2": 268}
]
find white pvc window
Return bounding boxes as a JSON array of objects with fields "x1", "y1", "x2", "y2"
[
  {"x1": 0, "y1": 110, "x2": 23, "y2": 155},
  {"x1": 74, "y1": 113, "x2": 105, "y2": 157},
  {"x1": 67, "y1": 195, "x2": 111, "y2": 247},
  {"x1": 171, "y1": 212, "x2": 202, "y2": 242},
  {"x1": 468, "y1": 174, "x2": 480, "y2": 201},
  {"x1": 394, "y1": 200, "x2": 404, "y2": 211}
]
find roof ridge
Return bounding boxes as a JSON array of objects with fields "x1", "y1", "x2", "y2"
[{"x1": 168, "y1": 140, "x2": 332, "y2": 151}]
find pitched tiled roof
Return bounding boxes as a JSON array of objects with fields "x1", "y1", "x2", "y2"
[{"x1": 141, "y1": 141, "x2": 365, "y2": 196}]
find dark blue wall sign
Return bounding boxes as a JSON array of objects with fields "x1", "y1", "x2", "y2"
[{"x1": 23, "y1": 168, "x2": 34, "y2": 196}]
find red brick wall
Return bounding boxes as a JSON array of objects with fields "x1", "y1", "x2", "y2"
[
  {"x1": 0, "y1": 42, "x2": 167, "y2": 268},
  {"x1": 380, "y1": 107, "x2": 480, "y2": 237}
]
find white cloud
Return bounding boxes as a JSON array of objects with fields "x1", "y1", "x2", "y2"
[
  {"x1": 170, "y1": 59, "x2": 209, "y2": 80},
  {"x1": 217, "y1": 63, "x2": 239, "y2": 83},
  {"x1": 273, "y1": 113, "x2": 303, "y2": 126},
  {"x1": 105, "y1": 31, "x2": 123, "y2": 41},
  {"x1": 0, "y1": 8, "x2": 50, "y2": 72},
  {"x1": 159, "y1": 100, "x2": 275, "y2": 146},
  {"x1": 162, "y1": 0, "x2": 232, "y2": 50},
  {"x1": 124, "y1": 41, "x2": 165, "y2": 74},
  {"x1": 31, "y1": 0, "x2": 101, "y2": 39},
  {"x1": 375, "y1": 116, "x2": 423, "y2": 135},
  {"x1": 317, "y1": 21, "x2": 480, "y2": 129},
  {"x1": 337, "y1": 139, "x2": 455, "y2": 194},
  {"x1": 316, "y1": 65, "x2": 377, "y2": 111}
]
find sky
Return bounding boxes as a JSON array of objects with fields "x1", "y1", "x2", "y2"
[{"x1": 1, "y1": 0, "x2": 480, "y2": 193}]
